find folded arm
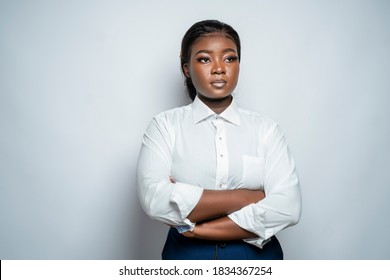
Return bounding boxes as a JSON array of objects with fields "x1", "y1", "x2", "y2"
[
  {"x1": 183, "y1": 216, "x2": 258, "y2": 240},
  {"x1": 186, "y1": 188, "x2": 265, "y2": 223}
]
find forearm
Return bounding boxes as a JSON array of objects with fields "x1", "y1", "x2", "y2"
[
  {"x1": 187, "y1": 189, "x2": 265, "y2": 223},
  {"x1": 183, "y1": 216, "x2": 257, "y2": 240}
]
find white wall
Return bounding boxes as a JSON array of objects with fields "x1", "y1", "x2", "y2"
[{"x1": 1, "y1": 0, "x2": 389, "y2": 259}]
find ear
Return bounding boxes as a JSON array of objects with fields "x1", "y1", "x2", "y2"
[{"x1": 182, "y1": 63, "x2": 190, "y2": 78}]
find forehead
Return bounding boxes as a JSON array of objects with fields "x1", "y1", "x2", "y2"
[{"x1": 191, "y1": 34, "x2": 237, "y2": 54}]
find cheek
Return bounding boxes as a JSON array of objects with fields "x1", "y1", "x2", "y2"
[
  {"x1": 229, "y1": 65, "x2": 240, "y2": 81},
  {"x1": 228, "y1": 67, "x2": 240, "y2": 91},
  {"x1": 191, "y1": 66, "x2": 209, "y2": 83}
]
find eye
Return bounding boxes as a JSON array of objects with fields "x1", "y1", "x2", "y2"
[
  {"x1": 197, "y1": 57, "x2": 211, "y2": 63},
  {"x1": 225, "y1": 56, "x2": 239, "y2": 63}
]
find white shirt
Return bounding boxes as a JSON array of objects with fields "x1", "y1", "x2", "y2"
[{"x1": 137, "y1": 96, "x2": 301, "y2": 248}]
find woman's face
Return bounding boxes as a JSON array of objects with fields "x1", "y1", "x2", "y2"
[{"x1": 183, "y1": 34, "x2": 240, "y2": 101}]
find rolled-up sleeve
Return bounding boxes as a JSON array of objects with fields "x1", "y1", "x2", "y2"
[
  {"x1": 136, "y1": 113, "x2": 203, "y2": 226},
  {"x1": 228, "y1": 121, "x2": 301, "y2": 248}
]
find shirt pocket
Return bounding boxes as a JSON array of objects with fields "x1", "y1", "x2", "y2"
[{"x1": 242, "y1": 155, "x2": 264, "y2": 189}]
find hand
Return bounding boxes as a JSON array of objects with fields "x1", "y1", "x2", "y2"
[{"x1": 181, "y1": 229, "x2": 196, "y2": 238}]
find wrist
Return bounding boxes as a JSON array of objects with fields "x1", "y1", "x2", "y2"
[{"x1": 192, "y1": 223, "x2": 208, "y2": 239}]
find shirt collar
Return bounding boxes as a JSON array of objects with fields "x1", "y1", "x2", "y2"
[{"x1": 192, "y1": 95, "x2": 241, "y2": 126}]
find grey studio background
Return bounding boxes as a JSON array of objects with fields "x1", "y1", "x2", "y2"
[{"x1": 1, "y1": 0, "x2": 389, "y2": 259}]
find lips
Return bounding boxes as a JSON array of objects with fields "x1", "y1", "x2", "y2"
[{"x1": 211, "y1": 79, "x2": 227, "y2": 88}]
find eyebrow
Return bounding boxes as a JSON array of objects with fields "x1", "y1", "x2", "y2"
[{"x1": 195, "y1": 48, "x2": 237, "y2": 56}]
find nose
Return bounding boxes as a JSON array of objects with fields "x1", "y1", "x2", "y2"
[{"x1": 211, "y1": 60, "x2": 225, "y2": 74}]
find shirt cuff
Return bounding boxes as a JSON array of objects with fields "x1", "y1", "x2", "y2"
[
  {"x1": 228, "y1": 203, "x2": 269, "y2": 248},
  {"x1": 169, "y1": 181, "x2": 203, "y2": 221},
  {"x1": 175, "y1": 218, "x2": 196, "y2": 233}
]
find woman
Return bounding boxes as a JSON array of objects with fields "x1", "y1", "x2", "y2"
[{"x1": 137, "y1": 20, "x2": 301, "y2": 260}]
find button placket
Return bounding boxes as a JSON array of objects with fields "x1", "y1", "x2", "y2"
[{"x1": 213, "y1": 117, "x2": 228, "y2": 189}]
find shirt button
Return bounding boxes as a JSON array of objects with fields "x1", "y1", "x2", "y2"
[{"x1": 220, "y1": 154, "x2": 223, "y2": 157}]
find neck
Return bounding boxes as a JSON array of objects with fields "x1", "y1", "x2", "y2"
[{"x1": 197, "y1": 94, "x2": 232, "y2": 114}]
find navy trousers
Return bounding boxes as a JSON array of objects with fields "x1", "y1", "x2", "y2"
[{"x1": 162, "y1": 227, "x2": 283, "y2": 260}]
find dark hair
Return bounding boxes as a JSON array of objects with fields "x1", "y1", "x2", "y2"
[{"x1": 180, "y1": 20, "x2": 241, "y2": 101}]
